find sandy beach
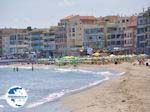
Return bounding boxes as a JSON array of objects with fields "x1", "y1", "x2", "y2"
[{"x1": 62, "y1": 63, "x2": 150, "y2": 112}]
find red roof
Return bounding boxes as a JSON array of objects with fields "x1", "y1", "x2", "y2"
[
  {"x1": 63, "y1": 15, "x2": 78, "y2": 20},
  {"x1": 79, "y1": 16, "x2": 96, "y2": 20},
  {"x1": 62, "y1": 15, "x2": 97, "y2": 20}
]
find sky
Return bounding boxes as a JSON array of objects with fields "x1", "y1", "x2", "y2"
[{"x1": 0, "y1": 0, "x2": 150, "y2": 28}]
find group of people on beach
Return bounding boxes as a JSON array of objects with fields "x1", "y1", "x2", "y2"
[
  {"x1": 133, "y1": 58, "x2": 150, "y2": 66},
  {"x1": 13, "y1": 64, "x2": 34, "y2": 72},
  {"x1": 13, "y1": 67, "x2": 19, "y2": 72},
  {"x1": 138, "y1": 58, "x2": 145, "y2": 65}
]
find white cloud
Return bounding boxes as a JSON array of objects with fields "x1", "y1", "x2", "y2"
[{"x1": 58, "y1": 0, "x2": 75, "y2": 7}]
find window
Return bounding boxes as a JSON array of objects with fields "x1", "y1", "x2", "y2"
[
  {"x1": 10, "y1": 35, "x2": 16, "y2": 41},
  {"x1": 72, "y1": 28, "x2": 75, "y2": 32},
  {"x1": 10, "y1": 40, "x2": 16, "y2": 45},
  {"x1": 10, "y1": 48, "x2": 15, "y2": 53},
  {"x1": 117, "y1": 41, "x2": 121, "y2": 45},
  {"x1": 89, "y1": 37, "x2": 92, "y2": 40},
  {"x1": 122, "y1": 20, "x2": 125, "y2": 23},
  {"x1": 72, "y1": 33, "x2": 75, "y2": 37},
  {"x1": 117, "y1": 34, "x2": 121, "y2": 38},
  {"x1": 50, "y1": 39, "x2": 55, "y2": 41},
  {"x1": 140, "y1": 20, "x2": 143, "y2": 24},
  {"x1": 124, "y1": 40, "x2": 126, "y2": 44},
  {"x1": 118, "y1": 28, "x2": 121, "y2": 31},
  {"x1": 108, "y1": 35, "x2": 111, "y2": 39},
  {"x1": 74, "y1": 22, "x2": 78, "y2": 25},
  {"x1": 111, "y1": 35, "x2": 115, "y2": 39},
  {"x1": 111, "y1": 41, "x2": 115, "y2": 45}
]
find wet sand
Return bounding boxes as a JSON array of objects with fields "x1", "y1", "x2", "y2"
[{"x1": 62, "y1": 63, "x2": 150, "y2": 112}]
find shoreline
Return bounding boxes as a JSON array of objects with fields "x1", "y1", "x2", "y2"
[
  {"x1": 0, "y1": 63, "x2": 128, "y2": 72},
  {"x1": 62, "y1": 63, "x2": 150, "y2": 112},
  {"x1": 0, "y1": 63, "x2": 125, "y2": 112}
]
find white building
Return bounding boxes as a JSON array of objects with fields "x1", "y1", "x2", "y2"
[
  {"x1": 2, "y1": 36, "x2": 10, "y2": 56},
  {"x1": 9, "y1": 33, "x2": 29, "y2": 55}
]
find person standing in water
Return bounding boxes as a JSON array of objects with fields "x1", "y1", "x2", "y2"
[
  {"x1": 31, "y1": 63, "x2": 34, "y2": 71},
  {"x1": 16, "y1": 67, "x2": 19, "y2": 72},
  {"x1": 13, "y1": 67, "x2": 16, "y2": 71}
]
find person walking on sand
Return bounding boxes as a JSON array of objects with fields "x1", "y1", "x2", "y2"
[
  {"x1": 141, "y1": 58, "x2": 145, "y2": 65},
  {"x1": 138, "y1": 59, "x2": 141, "y2": 65}
]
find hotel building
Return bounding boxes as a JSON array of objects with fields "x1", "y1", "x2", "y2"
[
  {"x1": 42, "y1": 28, "x2": 56, "y2": 58},
  {"x1": 55, "y1": 26, "x2": 67, "y2": 57},
  {"x1": 0, "y1": 29, "x2": 27, "y2": 56},
  {"x1": 103, "y1": 16, "x2": 137, "y2": 54},
  {"x1": 83, "y1": 25, "x2": 105, "y2": 50},
  {"x1": 137, "y1": 8, "x2": 150, "y2": 55},
  {"x1": 59, "y1": 15, "x2": 98, "y2": 55},
  {"x1": 9, "y1": 33, "x2": 29, "y2": 55}
]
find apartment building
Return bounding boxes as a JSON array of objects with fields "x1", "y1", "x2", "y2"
[
  {"x1": 0, "y1": 31, "x2": 2, "y2": 56},
  {"x1": 104, "y1": 16, "x2": 137, "y2": 54},
  {"x1": 9, "y1": 33, "x2": 29, "y2": 55},
  {"x1": 83, "y1": 25, "x2": 105, "y2": 49},
  {"x1": 55, "y1": 26, "x2": 67, "y2": 57},
  {"x1": 0, "y1": 28, "x2": 27, "y2": 56},
  {"x1": 124, "y1": 16, "x2": 137, "y2": 54},
  {"x1": 43, "y1": 28, "x2": 56, "y2": 58},
  {"x1": 137, "y1": 8, "x2": 150, "y2": 55},
  {"x1": 28, "y1": 30, "x2": 45, "y2": 53},
  {"x1": 147, "y1": 8, "x2": 150, "y2": 55},
  {"x1": 59, "y1": 15, "x2": 98, "y2": 55},
  {"x1": 104, "y1": 16, "x2": 122, "y2": 52},
  {"x1": 2, "y1": 36, "x2": 10, "y2": 56},
  {"x1": 1, "y1": 12, "x2": 149, "y2": 57}
]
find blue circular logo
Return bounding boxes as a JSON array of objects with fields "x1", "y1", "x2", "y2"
[{"x1": 6, "y1": 86, "x2": 28, "y2": 108}]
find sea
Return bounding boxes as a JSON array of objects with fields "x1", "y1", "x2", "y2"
[{"x1": 0, "y1": 66, "x2": 123, "y2": 112}]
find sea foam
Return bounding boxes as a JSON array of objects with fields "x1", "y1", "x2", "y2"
[
  {"x1": 54, "y1": 68, "x2": 113, "y2": 75},
  {"x1": 26, "y1": 75, "x2": 109, "y2": 109},
  {"x1": 0, "y1": 105, "x2": 4, "y2": 108},
  {"x1": 0, "y1": 95, "x2": 5, "y2": 100}
]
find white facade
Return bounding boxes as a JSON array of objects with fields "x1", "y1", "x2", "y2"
[
  {"x1": 2, "y1": 36, "x2": 10, "y2": 56},
  {"x1": 9, "y1": 33, "x2": 29, "y2": 55}
]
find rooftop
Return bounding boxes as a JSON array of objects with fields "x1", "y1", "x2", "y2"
[{"x1": 63, "y1": 15, "x2": 97, "y2": 20}]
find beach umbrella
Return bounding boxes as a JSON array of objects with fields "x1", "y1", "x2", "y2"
[
  {"x1": 92, "y1": 52, "x2": 100, "y2": 57},
  {"x1": 63, "y1": 56, "x2": 74, "y2": 59},
  {"x1": 59, "y1": 56, "x2": 80, "y2": 65},
  {"x1": 131, "y1": 54, "x2": 137, "y2": 57},
  {"x1": 69, "y1": 56, "x2": 80, "y2": 65},
  {"x1": 138, "y1": 54, "x2": 148, "y2": 57},
  {"x1": 56, "y1": 58, "x2": 65, "y2": 65},
  {"x1": 109, "y1": 54, "x2": 116, "y2": 57}
]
